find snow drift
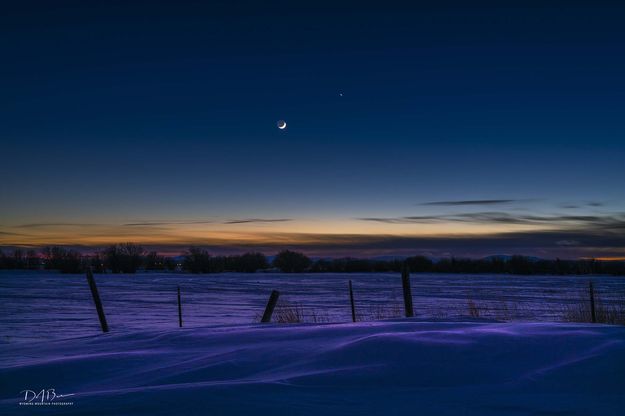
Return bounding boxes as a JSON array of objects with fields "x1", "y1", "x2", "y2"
[{"x1": 1, "y1": 320, "x2": 624, "y2": 415}]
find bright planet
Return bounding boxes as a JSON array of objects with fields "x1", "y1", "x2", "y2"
[{"x1": 277, "y1": 120, "x2": 287, "y2": 129}]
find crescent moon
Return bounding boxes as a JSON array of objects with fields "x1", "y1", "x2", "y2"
[{"x1": 277, "y1": 120, "x2": 287, "y2": 129}]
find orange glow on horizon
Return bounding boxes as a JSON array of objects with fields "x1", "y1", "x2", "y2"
[
  {"x1": 0, "y1": 218, "x2": 553, "y2": 247},
  {"x1": 593, "y1": 257, "x2": 625, "y2": 261}
]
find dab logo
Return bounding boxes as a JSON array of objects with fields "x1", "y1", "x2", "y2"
[{"x1": 19, "y1": 389, "x2": 75, "y2": 406}]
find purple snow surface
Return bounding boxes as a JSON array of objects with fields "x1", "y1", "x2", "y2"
[
  {"x1": 1, "y1": 271, "x2": 625, "y2": 415},
  {"x1": 1, "y1": 321, "x2": 625, "y2": 415}
]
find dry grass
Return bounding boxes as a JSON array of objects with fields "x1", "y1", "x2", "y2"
[
  {"x1": 490, "y1": 300, "x2": 527, "y2": 321},
  {"x1": 467, "y1": 299, "x2": 481, "y2": 318},
  {"x1": 306, "y1": 309, "x2": 330, "y2": 324},
  {"x1": 255, "y1": 299, "x2": 330, "y2": 324},
  {"x1": 367, "y1": 303, "x2": 403, "y2": 320},
  {"x1": 274, "y1": 300, "x2": 304, "y2": 323},
  {"x1": 463, "y1": 297, "x2": 528, "y2": 321},
  {"x1": 253, "y1": 286, "x2": 625, "y2": 326},
  {"x1": 563, "y1": 294, "x2": 625, "y2": 325}
]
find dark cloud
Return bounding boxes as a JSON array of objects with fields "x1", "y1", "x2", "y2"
[
  {"x1": 224, "y1": 218, "x2": 292, "y2": 224},
  {"x1": 560, "y1": 201, "x2": 604, "y2": 209},
  {"x1": 0, "y1": 231, "x2": 23, "y2": 236},
  {"x1": 15, "y1": 222, "x2": 99, "y2": 228},
  {"x1": 343, "y1": 212, "x2": 625, "y2": 258},
  {"x1": 350, "y1": 212, "x2": 625, "y2": 258},
  {"x1": 123, "y1": 220, "x2": 214, "y2": 226},
  {"x1": 358, "y1": 216, "x2": 440, "y2": 224},
  {"x1": 556, "y1": 240, "x2": 580, "y2": 246},
  {"x1": 358, "y1": 212, "x2": 625, "y2": 227},
  {"x1": 419, "y1": 199, "x2": 518, "y2": 206}
]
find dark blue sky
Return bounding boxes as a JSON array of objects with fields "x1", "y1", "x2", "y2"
[{"x1": 1, "y1": 1, "x2": 624, "y2": 258}]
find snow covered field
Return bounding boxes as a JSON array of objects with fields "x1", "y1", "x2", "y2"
[
  {"x1": 1, "y1": 320, "x2": 625, "y2": 415},
  {"x1": 1, "y1": 271, "x2": 624, "y2": 343},
  {"x1": 1, "y1": 272, "x2": 625, "y2": 415}
]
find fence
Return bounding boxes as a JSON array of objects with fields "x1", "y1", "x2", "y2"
[
  {"x1": 2, "y1": 270, "x2": 624, "y2": 343},
  {"x1": 83, "y1": 270, "x2": 625, "y2": 333}
]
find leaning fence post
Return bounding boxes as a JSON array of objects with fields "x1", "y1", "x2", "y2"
[
  {"x1": 589, "y1": 281, "x2": 596, "y2": 323},
  {"x1": 401, "y1": 265, "x2": 414, "y2": 318},
  {"x1": 86, "y1": 267, "x2": 109, "y2": 333},
  {"x1": 261, "y1": 290, "x2": 280, "y2": 323},
  {"x1": 177, "y1": 286, "x2": 183, "y2": 328},
  {"x1": 348, "y1": 280, "x2": 356, "y2": 322}
]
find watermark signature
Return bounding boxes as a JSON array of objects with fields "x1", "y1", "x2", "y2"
[{"x1": 19, "y1": 389, "x2": 75, "y2": 406}]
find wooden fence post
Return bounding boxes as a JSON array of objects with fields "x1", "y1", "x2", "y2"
[
  {"x1": 261, "y1": 290, "x2": 280, "y2": 323},
  {"x1": 401, "y1": 265, "x2": 414, "y2": 318},
  {"x1": 349, "y1": 280, "x2": 356, "y2": 322},
  {"x1": 86, "y1": 267, "x2": 109, "y2": 333},
  {"x1": 589, "y1": 281, "x2": 596, "y2": 323},
  {"x1": 177, "y1": 286, "x2": 183, "y2": 328}
]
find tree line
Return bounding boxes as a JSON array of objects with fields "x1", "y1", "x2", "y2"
[
  {"x1": 311, "y1": 255, "x2": 625, "y2": 275},
  {"x1": 0, "y1": 245, "x2": 623, "y2": 275}
]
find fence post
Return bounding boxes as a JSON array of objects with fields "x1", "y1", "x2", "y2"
[
  {"x1": 261, "y1": 290, "x2": 280, "y2": 323},
  {"x1": 589, "y1": 281, "x2": 596, "y2": 323},
  {"x1": 401, "y1": 265, "x2": 414, "y2": 318},
  {"x1": 177, "y1": 286, "x2": 183, "y2": 328},
  {"x1": 86, "y1": 267, "x2": 109, "y2": 333},
  {"x1": 348, "y1": 280, "x2": 356, "y2": 322}
]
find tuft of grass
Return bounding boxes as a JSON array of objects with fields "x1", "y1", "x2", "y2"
[
  {"x1": 467, "y1": 298, "x2": 481, "y2": 318},
  {"x1": 254, "y1": 299, "x2": 331, "y2": 324}
]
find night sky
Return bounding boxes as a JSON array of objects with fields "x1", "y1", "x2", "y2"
[{"x1": 1, "y1": 1, "x2": 624, "y2": 258}]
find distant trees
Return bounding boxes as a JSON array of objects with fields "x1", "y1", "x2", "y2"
[
  {"x1": 144, "y1": 251, "x2": 163, "y2": 270},
  {"x1": 307, "y1": 256, "x2": 431, "y2": 273},
  {"x1": 0, "y1": 245, "x2": 271, "y2": 273},
  {"x1": 405, "y1": 255, "x2": 433, "y2": 272},
  {"x1": 25, "y1": 250, "x2": 39, "y2": 269},
  {"x1": 86, "y1": 253, "x2": 106, "y2": 273},
  {"x1": 273, "y1": 250, "x2": 311, "y2": 273},
  {"x1": 231, "y1": 252, "x2": 268, "y2": 272},
  {"x1": 506, "y1": 255, "x2": 533, "y2": 275},
  {"x1": 144, "y1": 251, "x2": 175, "y2": 271},
  {"x1": 0, "y1": 249, "x2": 13, "y2": 269},
  {"x1": 11, "y1": 249, "x2": 24, "y2": 269},
  {"x1": 183, "y1": 247, "x2": 212, "y2": 273},
  {"x1": 182, "y1": 249, "x2": 269, "y2": 273},
  {"x1": 42, "y1": 246, "x2": 82, "y2": 273},
  {"x1": 104, "y1": 243, "x2": 144, "y2": 273},
  {"x1": 0, "y1": 249, "x2": 40, "y2": 270},
  {"x1": 304, "y1": 255, "x2": 625, "y2": 276},
  {"x1": 310, "y1": 257, "x2": 398, "y2": 273},
  {"x1": 0, "y1": 245, "x2": 624, "y2": 276}
]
